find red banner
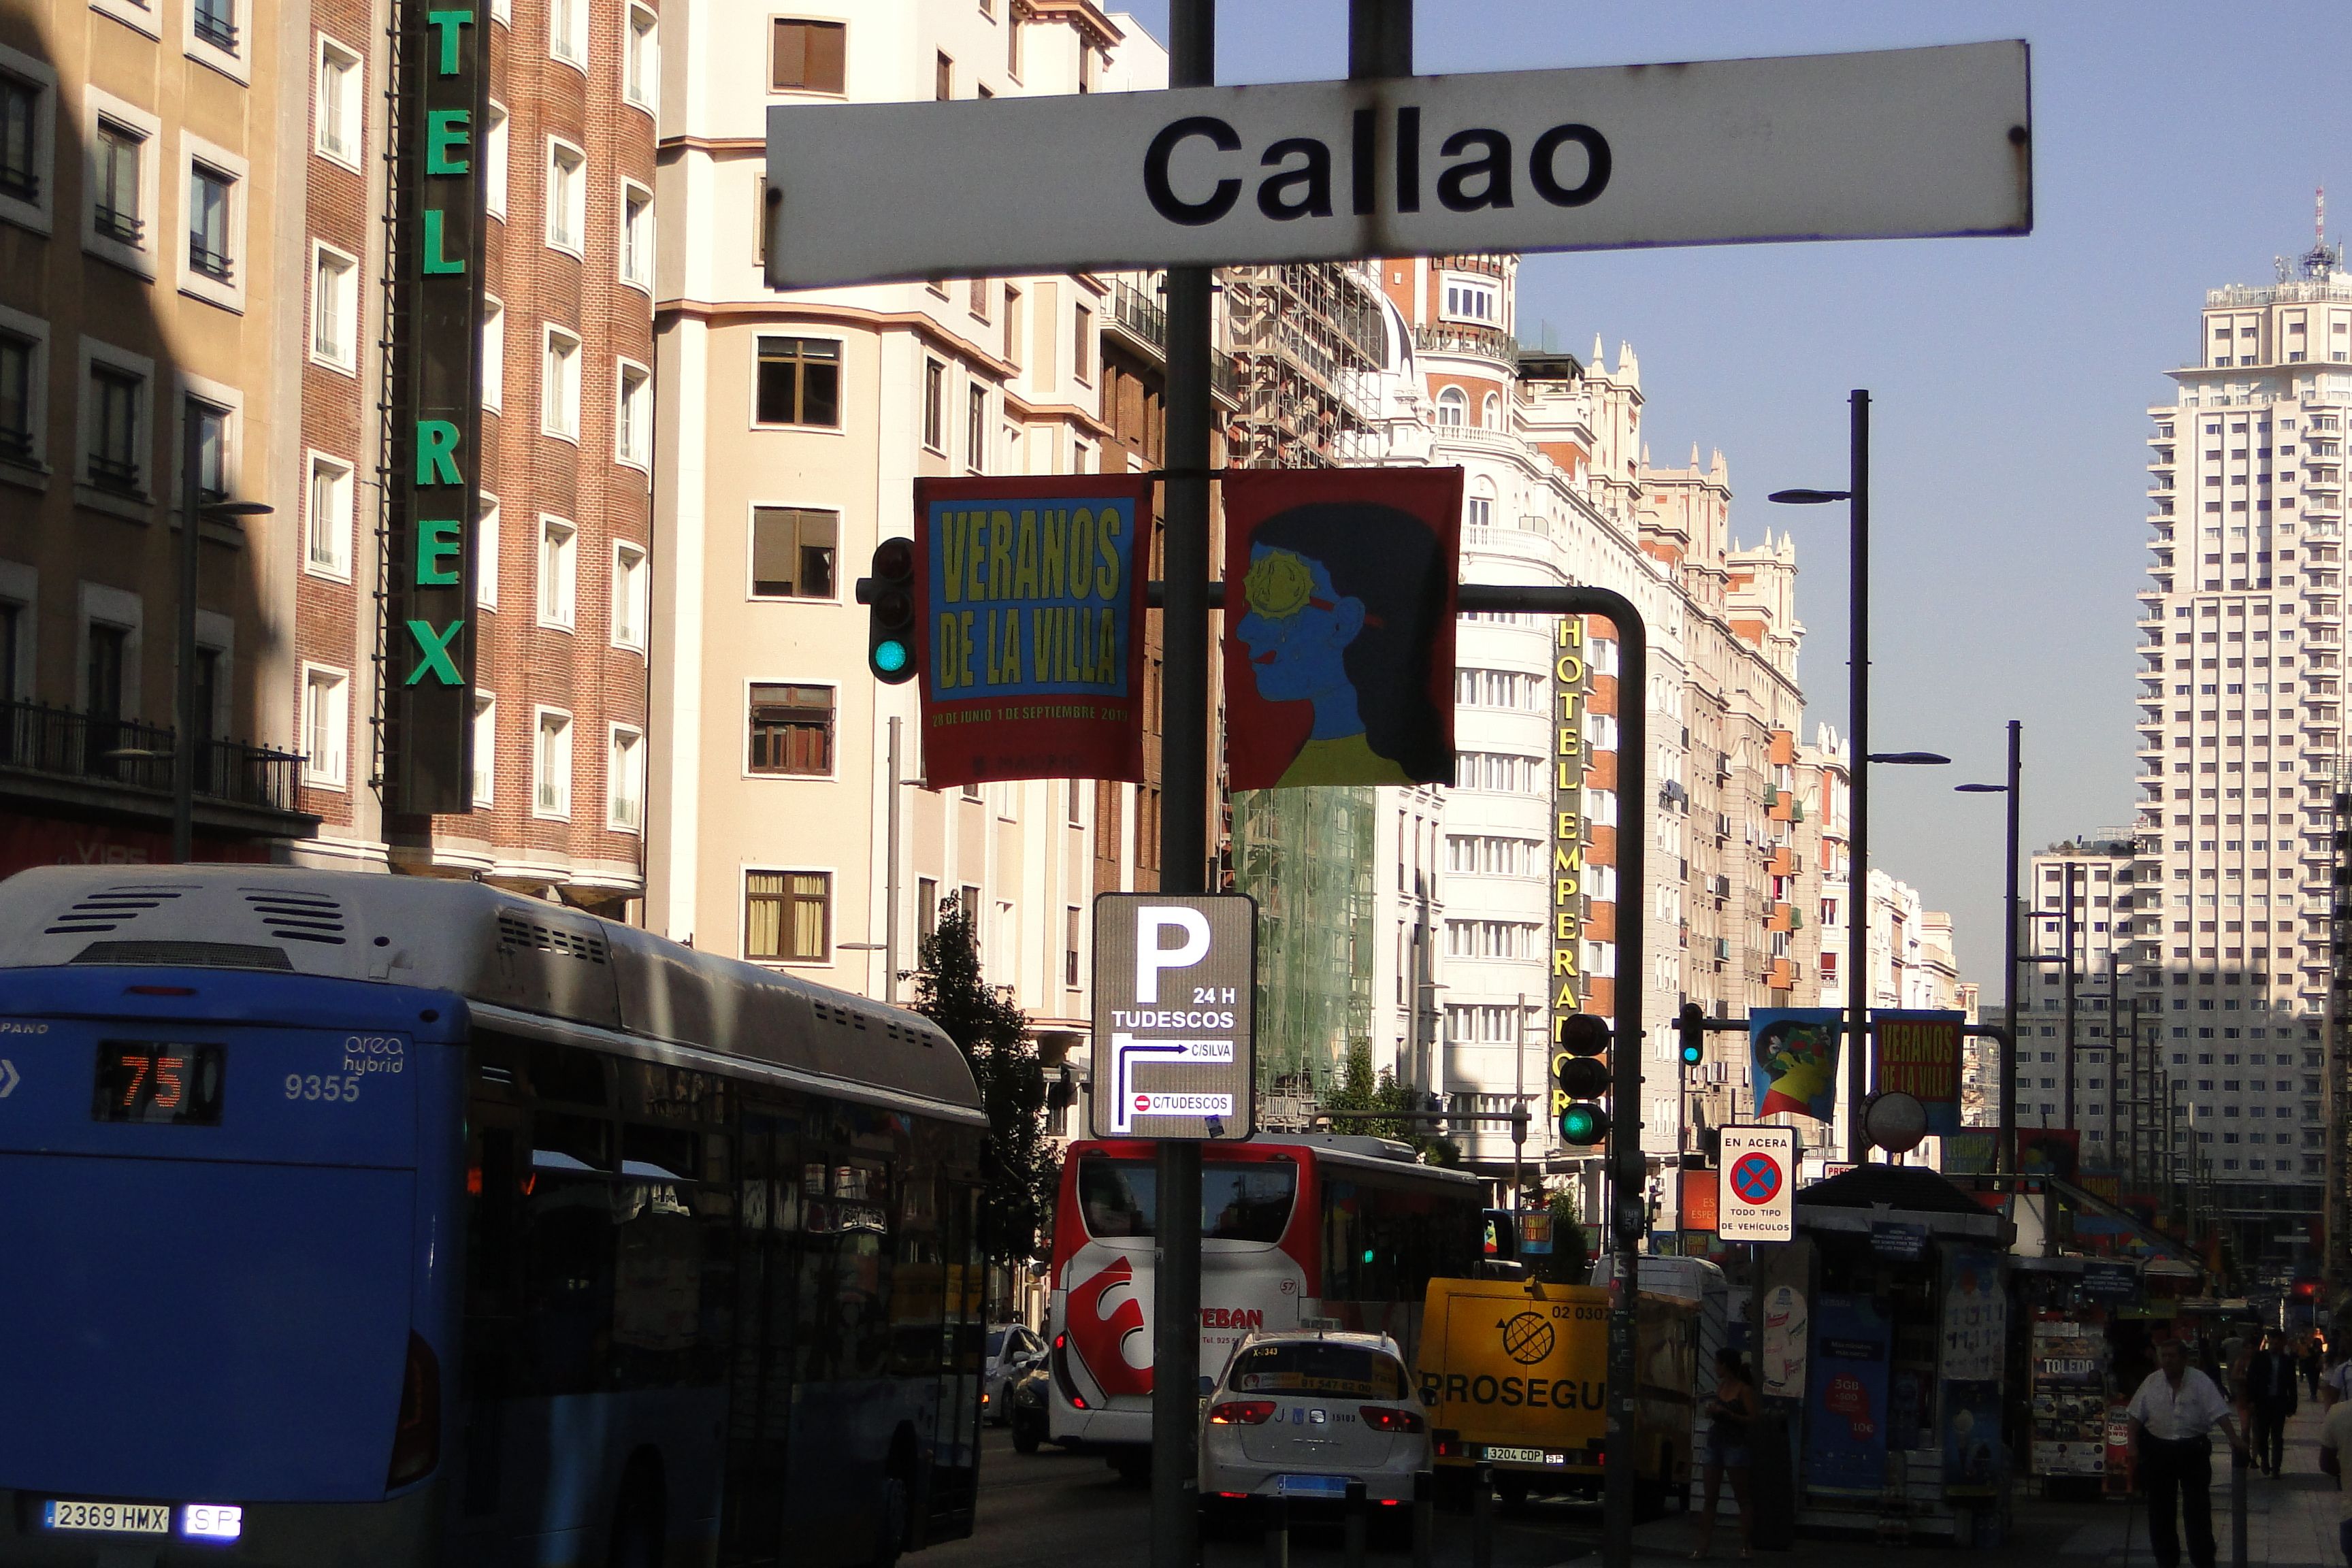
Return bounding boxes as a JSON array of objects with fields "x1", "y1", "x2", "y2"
[
  {"x1": 913, "y1": 474, "x2": 1154, "y2": 787},
  {"x1": 1681, "y1": 1167, "x2": 1720, "y2": 1232},
  {"x1": 1220, "y1": 468, "x2": 1462, "y2": 791}
]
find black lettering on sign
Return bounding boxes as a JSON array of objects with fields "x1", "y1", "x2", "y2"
[
  {"x1": 1446, "y1": 1373, "x2": 1469, "y2": 1404},
  {"x1": 1471, "y1": 1374, "x2": 1499, "y2": 1405},
  {"x1": 1258, "y1": 136, "x2": 1333, "y2": 220},
  {"x1": 1531, "y1": 123, "x2": 1611, "y2": 207},
  {"x1": 1437, "y1": 127, "x2": 1512, "y2": 211},
  {"x1": 1143, "y1": 116, "x2": 1242, "y2": 225}
]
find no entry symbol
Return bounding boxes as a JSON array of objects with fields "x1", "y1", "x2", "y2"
[{"x1": 1729, "y1": 1151, "x2": 1782, "y2": 1206}]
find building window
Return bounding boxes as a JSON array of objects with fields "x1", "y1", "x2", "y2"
[
  {"x1": 470, "y1": 693, "x2": 495, "y2": 804},
  {"x1": 965, "y1": 382, "x2": 987, "y2": 470},
  {"x1": 921, "y1": 359, "x2": 945, "y2": 453},
  {"x1": 483, "y1": 103, "x2": 507, "y2": 216},
  {"x1": 745, "y1": 870, "x2": 830, "y2": 962},
  {"x1": 1482, "y1": 391, "x2": 1499, "y2": 428},
  {"x1": 86, "y1": 362, "x2": 142, "y2": 493},
  {"x1": 612, "y1": 541, "x2": 648, "y2": 649},
  {"x1": 542, "y1": 326, "x2": 580, "y2": 439},
  {"x1": 310, "y1": 242, "x2": 355, "y2": 369},
  {"x1": 537, "y1": 515, "x2": 576, "y2": 628},
  {"x1": 0, "y1": 327, "x2": 37, "y2": 464},
  {"x1": 608, "y1": 725, "x2": 644, "y2": 830},
  {"x1": 93, "y1": 119, "x2": 144, "y2": 247},
  {"x1": 301, "y1": 665, "x2": 348, "y2": 788},
  {"x1": 619, "y1": 182, "x2": 652, "y2": 288},
  {"x1": 0, "y1": 69, "x2": 44, "y2": 208},
  {"x1": 918, "y1": 878, "x2": 938, "y2": 943},
  {"x1": 549, "y1": 0, "x2": 586, "y2": 65},
  {"x1": 476, "y1": 493, "x2": 499, "y2": 607},
  {"x1": 935, "y1": 50, "x2": 952, "y2": 100},
  {"x1": 750, "y1": 506, "x2": 837, "y2": 598},
  {"x1": 480, "y1": 296, "x2": 503, "y2": 410},
  {"x1": 534, "y1": 708, "x2": 573, "y2": 816},
  {"x1": 615, "y1": 360, "x2": 651, "y2": 468},
  {"x1": 306, "y1": 453, "x2": 352, "y2": 576},
  {"x1": 184, "y1": 396, "x2": 228, "y2": 505},
  {"x1": 1003, "y1": 286, "x2": 1022, "y2": 366},
  {"x1": 771, "y1": 18, "x2": 846, "y2": 93},
  {"x1": 623, "y1": 5, "x2": 657, "y2": 107},
  {"x1": 192, "y1": 0, "x2": 237, "y2": 54},
  {"x1": 546, "y1": 138, "x2": 585, "y2": 253},
  {"x1": 748, "y1": 682, "x2": 833, "y2": 775},
  {"x1": 1435, "y1": 386, "x2": 1466, "y2": 427},
  {"x1": 1441, "y1": 274, "x2": 1498, "y2": 324},
  {"x1": 314, "y1": 35, "x2": 360, "y2": 165},
  {"x1": 1073, "y1": 304, "x2": 1092, "y2": 384},
  {"x1": 186, "y1": 162, "x2": 233, "y2": 280},
  {"x1": 1065, "y1": 906, "x2": 1081, "y2": 987},
  {"x1": 753, "y1": 336, "x2": 840, "y2": 427}
]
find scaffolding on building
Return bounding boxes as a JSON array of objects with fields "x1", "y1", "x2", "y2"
[
  {"x1": 1235, "y1": 785, "x2": 1377, "y2": 1117},
  {"x1": 1224, "y1": 263, "x2": 1392, "y2": 470}
]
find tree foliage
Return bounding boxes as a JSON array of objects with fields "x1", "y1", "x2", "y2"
[
  {"x1": 909, "y1": 894, "x2": 1056, "y2": 1264},
  {"x1": 1322, "y1": 1041, "x2": 1459, "y2": 1166}
]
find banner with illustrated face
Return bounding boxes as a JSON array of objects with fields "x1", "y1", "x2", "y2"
[
  {"x1": 1749, "y1": 1008, "x2": 1844, "y2": 1122},
  {"x1": 1220, "y1": 469, "x2": 1463, "y2": 791},
  {"x1": 913, "y1": 474, "x2": 1154, "y2": 787}
]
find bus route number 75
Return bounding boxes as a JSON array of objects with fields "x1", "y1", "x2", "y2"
[{"x1": 285, "y1": 1073, "x2": 361, "y2": 1102}]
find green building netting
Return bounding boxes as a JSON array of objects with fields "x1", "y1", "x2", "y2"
[{"x1": 1235, "y1": 784, "x2": 1377, "y2": 1102}]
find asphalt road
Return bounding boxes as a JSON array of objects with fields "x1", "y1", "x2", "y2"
[{"x1": 922, "y1": 1426, "x2": 1600, "y2": 1568}]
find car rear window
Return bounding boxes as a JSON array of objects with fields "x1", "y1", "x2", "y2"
[{"x1": 1226, "y1": 1341, "x2": 1407, "y2": 1399}]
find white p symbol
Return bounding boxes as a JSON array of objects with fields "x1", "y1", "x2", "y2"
[{"x1": 1134, "y1": 906, "x2": 1210, "y2": 1002}]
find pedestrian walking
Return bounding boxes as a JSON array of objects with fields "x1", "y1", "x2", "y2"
[
  {"x1": 2304, "y1": 1337, "x2": 2325, "y2": 1403},
  {"x1": 2128, "y1": 1337, "x2": 2250, "y2": 1568},
  {"x1": 2318, "y1": 1381, "x2": 2352, "y2": 1563},
  {"x1": 2326, "y1": 1343, "x2": 2352, "y2": 1409},
  {"x1": 1691, "y1": 1347, "x2": 1759, "y2": 1561},
  {"x1": 2247, "y1": 1332, "x2": 2300, "y2": 1477}
]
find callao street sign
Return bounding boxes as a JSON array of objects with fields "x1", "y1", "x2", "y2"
[
  {"x1": 1716, "y1": 1125, "x2": 1797, "y2": 1243},
  {"x1": 765, "y1": 42, "x2": 2030, "y2": 288},
  {"x1": 1090, "y1": 894, "x2": 1257, "y2": 1141}
]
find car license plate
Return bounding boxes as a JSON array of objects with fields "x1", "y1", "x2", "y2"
[
  {"x1": 1277, "y1": 1474, "x2": 1349, "y2": 1498},
  {"x1": 1484, "y1": 1446, "x2": 1546, "y2": 1465},
  {"x1": 42, "y1": 1500, "x2": 173, "y2": 1535}
]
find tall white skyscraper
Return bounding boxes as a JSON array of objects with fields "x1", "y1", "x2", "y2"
[{"x1": 2135, "y1": 227, "x2": 2347, "y2": 1269}]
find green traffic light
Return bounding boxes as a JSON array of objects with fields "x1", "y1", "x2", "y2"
[
  {"x1": 874, "y1": 640, "x2": 910, "y2": 674},
  {"x1": 1558, "y1": 1102, "x2": 1608, "y2": 1145},
  {"x1": 1680, "y1": 1042, "x2": 1703, "y2": 1066}
]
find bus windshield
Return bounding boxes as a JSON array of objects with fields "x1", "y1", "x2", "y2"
[{"x1": 1076, "y1": 1156, "x2": 1295, "y2": 1242}]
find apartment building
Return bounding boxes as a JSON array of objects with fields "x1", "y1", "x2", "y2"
[
  {"x1": 647, "y1": 2, "x2": 1158, "y2": 1051},
  {"x1": 289, "y1": 0, "x2": 657, "y2": 911},
  {"x1": 2132, "y1": 234, "x2": 2346, "y2": 1264},
  {"x1": 0, "y1": 0, "x2": 314, "y2": 870}
]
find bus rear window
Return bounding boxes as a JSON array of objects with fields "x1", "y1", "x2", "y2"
[
  {"x1": 1076, "y1": 1156, "x2": 1296, "y2": 1242},
  {"x1": 1226, "y1": 1341, "x2": 1407, "y2": 1399}
]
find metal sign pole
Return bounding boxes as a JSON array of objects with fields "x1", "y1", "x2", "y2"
[{"x1": 1149, "y1": 3, "x2": 1213, "y2": 1562}]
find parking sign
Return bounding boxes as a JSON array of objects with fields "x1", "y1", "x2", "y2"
[
  {"x1": 1090, "y1": 894, "x2": 1256, "y2": 1140},
  {"x1": 1718, "y1": 1126, "x2": 1797, "y2": 1243}
]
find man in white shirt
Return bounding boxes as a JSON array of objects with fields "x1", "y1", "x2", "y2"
[
  {"x1": 2129, "y1": 1337, "x2": 2249, "y2": 1568},
  {"x1": 2319, "y1": 1387, "x2": 2352, "y2": 1563}
]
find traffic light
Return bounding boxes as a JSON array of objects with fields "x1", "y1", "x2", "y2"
[
  {"x1": 866, "y1": 537, "x2": 917, "y2": 684},
  {"x1": 1554, "y1": 1012, "x2": 1612, "y2": 1147},
  {"x1": 1678, "y1": 1001, "x2": 1705, "y2": 1068}
]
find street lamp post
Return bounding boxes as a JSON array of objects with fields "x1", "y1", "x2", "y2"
[
  {"x1": 1770, "y1": 393, "x2": 1948, "y2": 1161},
  {"x1": 173, "y1": 405, "x2": 272, "y2": 864},
  {"x1": 1957, "y1": 719, "x2": 2023, "y2": 1171}
]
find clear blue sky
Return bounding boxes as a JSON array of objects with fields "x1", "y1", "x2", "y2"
[{"x1": 1115, "y1": 0, "x2": 2352, "y2": 995}]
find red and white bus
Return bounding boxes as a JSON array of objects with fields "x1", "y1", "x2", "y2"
[{"x1": 1045, "y1": 1134, "x2": 1488, "y2": 1467}]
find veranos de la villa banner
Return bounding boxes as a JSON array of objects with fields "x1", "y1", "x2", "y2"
[{"x1": 913, "y1": 474, "x2": 1155, "y2": 788}]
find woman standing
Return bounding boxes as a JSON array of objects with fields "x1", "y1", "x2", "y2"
[{"x1": 1693, "y1": 1347, "x2": 1760, "y2": 1560}]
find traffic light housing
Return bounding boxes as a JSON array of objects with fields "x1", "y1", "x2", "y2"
[
  {"x1": 1678, "y1": 1001, "x2": 1705, "y2": 1067},
  {"x1": 867, "y1": 537, "x2": 917, "y2": 684},
  {"x1": 1554, "y1": 1012, "x2": 1611, "y2": 1147}
]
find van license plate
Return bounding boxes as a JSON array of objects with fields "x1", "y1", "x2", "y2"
[
  {"x1": 1484, "y1": 1446, "x2": 1546, "y2": 1464},
  {"x1": 43, "y1": 1500, "x2": 172, "y2": 1535},
  {"x1": 1277, "y1": 1474, "x2": 1349, "y2": 1497}
]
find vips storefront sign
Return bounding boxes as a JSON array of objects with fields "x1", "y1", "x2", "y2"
[
  {"x1": 913, "y1": 475, "x2": 1154, "y2": 788},
  {"x1": 765, "y1": 44, "x2": 2030, "y2": 287},
  {"x1": 381, "y1": 1, "x2": 491, "y2": 813}
]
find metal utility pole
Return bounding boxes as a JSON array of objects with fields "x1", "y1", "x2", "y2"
[
  {"x1": 1147, "y1": 4, "x2": 1213, "y2": 1565},
  {"x1": 1513, "y1": 992, "x2": 1527, "y2": 1212},
  {"x1": 2062, "y1": 862, "x2": 2078, "y2": 1132},
  {"x1": 884, "y1": 715, "x2": 902, "y2": 1002},
  {"x1": 2002, "y1": 722, "x2": 2021, "y2": 1171},
  {"x1": 1846, "y1": 391, "x2": 1870, "y2": 1162},
  {"x1": 173, "y1": 410, "x2": 203, "y2": 864}
]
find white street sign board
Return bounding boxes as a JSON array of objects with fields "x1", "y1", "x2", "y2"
[
  {"x1": 1718, "y1": 1125, "x2": 1797, "y2": 1243},
  {"x1": 1090, "y1": 893, "x2": 1256, "y2": 1141},
  {"x1": 766, "y1": 42, "x2": 2029, "y2": 288}
]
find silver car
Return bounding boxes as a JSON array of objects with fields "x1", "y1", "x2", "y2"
[{"x1": 1198, "y1": 1330, "x2": 1430, "y2": 1526}]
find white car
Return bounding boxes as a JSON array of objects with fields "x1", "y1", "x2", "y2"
[
  {"x1": 1198, "y1": 1330, "x2": 1430, "y2": 1527},
  {"x1": 982, "y1": 1324, "x2": 1046, "y2": 1426}
]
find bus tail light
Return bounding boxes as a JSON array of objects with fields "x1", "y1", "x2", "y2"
[
  {"x1": 387, "y1": 1333, "x2": 440, "y2": 1488},
  {"x1": 1207, "y1": 1400, "x2": 1276, "y2": 1426},
  {"x1": 1050, "y1": 1334, "x2": 1088, "y2": 1409},
  {"x1": 1358, "y1": 1405, "x2": 1425, "y2": 1433}
]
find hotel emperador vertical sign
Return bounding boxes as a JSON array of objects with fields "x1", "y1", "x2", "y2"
[
  {"x1": 1551, "y1": 617, "x2": 1592, "y2": 1044},
  {"x1": 382, "y1": 0, "x2": 490, "y2": 813}
]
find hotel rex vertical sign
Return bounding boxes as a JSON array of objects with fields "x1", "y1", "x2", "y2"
[{"x1": 381, "y1": 0, "x2": 489, "y2": 813}]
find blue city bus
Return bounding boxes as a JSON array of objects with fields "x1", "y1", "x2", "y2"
[{"x1": 0, "y1": 865, "x2": 987, "y2": 1567}]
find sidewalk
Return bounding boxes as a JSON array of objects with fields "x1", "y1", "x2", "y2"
[{"x1": 1614, "y1": 1406, "x2": 2345, "y2": 1568}]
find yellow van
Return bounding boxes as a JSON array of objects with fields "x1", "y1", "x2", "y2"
[{"x1": 1414, "y1": 1266, "x2": 1712, "y2": 1514}]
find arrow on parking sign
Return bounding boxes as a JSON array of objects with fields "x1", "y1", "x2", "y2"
[{"x1": 0, "y1": 1059, "x2": 17, "y2": 1098}]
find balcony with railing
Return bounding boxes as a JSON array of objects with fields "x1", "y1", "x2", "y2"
[
  {"x1": 0, "y1": 697, "x2": 314, "y2": 836},
  {"x1": 1106, "y1": 277, "x2": 1239, "y2": 403},
  {"x1": 93, "y1": 204, "x2": 142, "y2": 246}
]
